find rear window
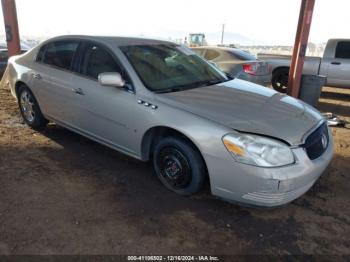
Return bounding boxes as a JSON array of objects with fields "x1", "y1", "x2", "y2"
[
  {"x1": 204, "y1": 49, "x2": 220, "y2": 60},
  {"x1": 229, "y1": 49, "x2": 256, "y2": 61},
  {"x1": 42, "y1": 41, "x2": 79, "y2": 70},
  {"x1": 335, "y1": 41, "x2": 350, "y2": 59},
  {"x1": 36, "y1": 45, "x2": 47, "y2": 62}
]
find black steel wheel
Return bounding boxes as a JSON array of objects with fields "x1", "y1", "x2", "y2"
[
  {"x1": 153, "y1": 137, "x2": 206, "y2": 195},
  {"x1": 271, "y1": 68, "x2": 289, "y2": 93}
]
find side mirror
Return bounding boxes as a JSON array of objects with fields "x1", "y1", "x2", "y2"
[{"x1": 98, "y1": 72, "x2": 125, "y2": 87}]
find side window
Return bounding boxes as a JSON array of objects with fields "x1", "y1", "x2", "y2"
[
  {"x1": 204, "y1": 49, "x2": 220, "y2": 60},
  {"x1": 36, "y1": 44, "x2": 47, "y2": 62},
  {"x1": 82, "y1": 44, "x2": 122, "y2": 79},
  {"x1": 43, "y1": 41, "x2": 79, "y2": 70},
  {"x1": 335, "y1": 41, "x2": 350, "y2": 59}
]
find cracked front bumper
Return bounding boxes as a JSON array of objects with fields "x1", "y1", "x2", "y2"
[{"x1": 206, "y1": 130, "x2": 334, "y2": 207}]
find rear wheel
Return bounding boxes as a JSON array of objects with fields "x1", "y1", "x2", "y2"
[
  {"x1": 153, "y1": 137, "x2": 206, "y2": 195},
  {"x1": 271, "y1": 68, "x2": 289, "y2": 93},
  {"x1": 17, "y1": 85, "x2": 48, "y2": 129}
]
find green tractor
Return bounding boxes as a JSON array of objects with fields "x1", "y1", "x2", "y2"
[{"x1": 188, "y1": 33, "x2": 207, "y2": 47}]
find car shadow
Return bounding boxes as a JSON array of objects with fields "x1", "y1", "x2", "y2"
[
  {"x1": 34, "y1": 123, "x2": 344, "y2": 255},
  {"x1": 2, "y1": 120, "x2": 349, "y2": 254}
]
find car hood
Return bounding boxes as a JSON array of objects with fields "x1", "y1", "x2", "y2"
[{"x1": 155, "y1": 79, "x2": 323, "y2": 145}]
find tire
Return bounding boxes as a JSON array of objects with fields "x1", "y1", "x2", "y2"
[
  {"x1": 153, "y1": 136, "x2": 206, "y2": 195},
  {"x1": 17, "y1": 85, "x2": 48, "y2": 129},
  {"x1": 271, "y1": 68, "x2": 289, "y2": 93}
]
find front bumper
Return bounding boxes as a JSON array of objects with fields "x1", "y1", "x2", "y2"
[{"x1": 206, "y1": 130, "x2": 334, "y2": 207}]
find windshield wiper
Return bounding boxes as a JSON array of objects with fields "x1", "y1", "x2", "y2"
[
  {"x1": 187, "y1": 79, "x2": 225, "y2": 89},
  {"x1": 154, "y1": 87, "x2": 184, "y2": 93},
  {"x1": 198, "y1": 79, "x2": 223, "y2": 86},
  {"x1": 154, "y1": 78, "x2": 229, "y2": 94}
]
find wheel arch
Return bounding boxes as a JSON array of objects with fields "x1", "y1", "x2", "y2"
[
  {"x1": 272, "y1": 66, "x2": 290, "y2": 76},
  {"x1": 14, "y1": 80, "x2": 29, "y2": 98},
  {"x1": 141, "y1": 126, "x2": 201, "y2": 160},
  {"x1": 141, "y1": 126, "x2": 209, "y2": 176}
]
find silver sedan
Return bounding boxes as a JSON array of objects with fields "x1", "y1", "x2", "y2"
[
  {"x1": 192, "y1": 46, "x2": 271, "y2": 86},
  {"x1": 7, "y1": 35, "x2": 333, "y2": 207}
]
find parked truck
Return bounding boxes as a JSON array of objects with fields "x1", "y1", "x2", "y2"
[{"x1": 258, "y1": 39, "x2": 350, "y2": 92}]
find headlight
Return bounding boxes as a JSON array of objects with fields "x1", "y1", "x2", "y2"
[{"x1": 222, "y1": 133, "x2": 294, "y2": 167}]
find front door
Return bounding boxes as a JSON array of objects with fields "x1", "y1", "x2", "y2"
[
  {"x1": 68, "y1": 43, "x2": 140, "y2": 155},
  {"x1": 321, "y1": 41, "x2": 350, "y2": 88}
]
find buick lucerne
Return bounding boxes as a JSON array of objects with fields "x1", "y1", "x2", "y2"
[{"x1": 7, "y1": 35, "x2": 333, "y2": 207}]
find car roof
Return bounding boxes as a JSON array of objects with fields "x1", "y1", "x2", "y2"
[{"x1": 41, "y1": 35, "x2": 176, "y2": 47}]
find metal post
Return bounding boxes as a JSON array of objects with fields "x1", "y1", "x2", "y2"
[
  {"x1": 287, "y1": 0, "x2": 315, "y2": 98},
  {"x1": 221, "y1": 24, "x2": 225, "y2": 45},
  {"x1": 1, "y1": 0, "x2": 21, "y2": 57}
]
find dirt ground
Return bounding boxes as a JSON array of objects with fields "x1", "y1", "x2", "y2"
[{"x1": 0, "y1": 85, "x2": 349, "y2": 256}]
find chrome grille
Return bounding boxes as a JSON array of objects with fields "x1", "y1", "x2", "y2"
[{"x1": 304, "y1": 122, "x2": 329, "y2": 160}]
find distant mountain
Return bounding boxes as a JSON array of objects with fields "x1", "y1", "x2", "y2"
[
  {"x1": 1, "y1": 31, "x2": 265, "y2": 47},
  {"x1": 205, "y1": 32, "x2": 265, "y2": 46},
  {"x1": 152, "y1": 30, "x2": 266, "y2": 46}
]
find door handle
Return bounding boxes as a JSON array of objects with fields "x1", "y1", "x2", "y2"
[
  {"x1": 331, "y1": 61, "x2": 341, "y2": 65},
  {"x1": 32, "y1": 73, "x2": 42, "y2": 80},
  {"x1": 72, "y1": 88, "x2": 85, "y2": 95}
]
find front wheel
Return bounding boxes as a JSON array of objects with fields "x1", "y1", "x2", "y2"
[
  {"x1": 153, "y1": 137, "x2": 206, "y2": 195},
  {"x1": 17, "y1": 85, "x2": 48, "y2": 129}
]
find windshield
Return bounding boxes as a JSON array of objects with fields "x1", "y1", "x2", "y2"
[{"x1": 120, "y1": 44, "x2": 229, "y2": 93}]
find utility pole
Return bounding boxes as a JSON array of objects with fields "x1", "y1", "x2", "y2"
[
  {"x1": 287, "y1": 0, "x2": 315, "y2": 98},
  {"x1": 221, "y1": 24, "x2": 225, "y2": 45},
  {"x1": 1, "y1": 0, "x2": 21, "y2": 57}
]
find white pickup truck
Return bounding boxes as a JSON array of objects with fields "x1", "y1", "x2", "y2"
[{"x1": 258, "y1": 39, "x2": 350, "y2": 92}]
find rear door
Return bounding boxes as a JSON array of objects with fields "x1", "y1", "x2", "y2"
[
  {"x1": 34, "y1": 40, "x2": 80, "y2": 122},
  {"x1": 321, "y1": 41, "x2": 350, "y2": 87}
]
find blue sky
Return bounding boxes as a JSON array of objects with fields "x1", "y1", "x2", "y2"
[{"x1": 0, "y1": 0, "x2": 348, "y2": 45}]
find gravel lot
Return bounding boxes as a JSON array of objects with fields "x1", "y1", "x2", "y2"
[{"x1": 0, "y1": 85, "x2": 349, "y2": 256}]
